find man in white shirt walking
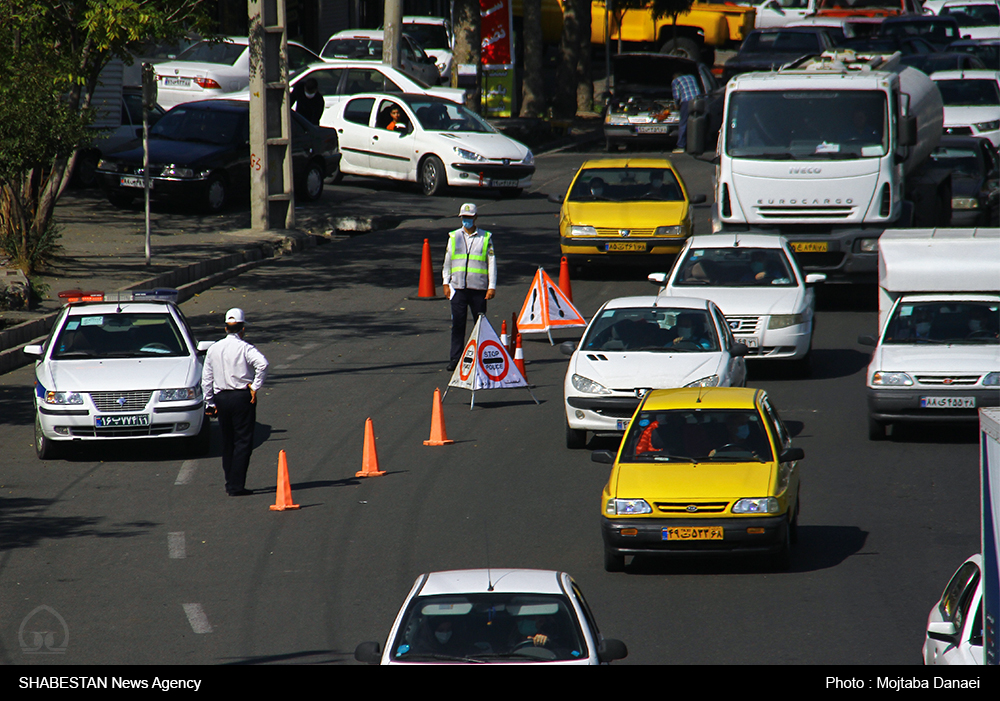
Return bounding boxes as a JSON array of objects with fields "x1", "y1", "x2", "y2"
[{"x1": 202, "y1": 308, "x2": 269, "y2": 496}]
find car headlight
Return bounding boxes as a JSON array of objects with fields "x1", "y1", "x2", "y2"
[
  {"x1": 654, "y1": 225, "x2": 684, "y2": 237},
  {"x1": 96, "y1": 159, "x2": 118, "y2": 172},
  {"x1": 436, "y1": 61, "x2": 447, "y2": 72},
  {"x1": 768, "y1": 314, "x2": 805, "y2": 329},
  {"x1": 522, "y1": 151, "x2": 534, "y2": 166},
  {"x1": 951, "y1": 197, "x2": 979, "y2": 210},
  {"x1": 158, "y1": 387, "x2": 202, "y2": 402},
  {"x1": 44, "y1": 391, "x2": 84, "y2": 405},
  {"x1": 605, "y1": 114, "x2": 628, "y2": 125},
  {"x1": 984, "y1": 372, "x2": 1000, "y2": 386},
  {"x1": 871, "y1": 371, "x2": 914, "y2": 386},
  {"x1": 858, "y1": 238, "x2": 879, "y2": 253},
  {"x1": 571, "y1": 374, "x2": 612, "y2": 395},
  {"x1": 685, "y1": 375, "x2": 720, "y2": 388},
  {"x1": 732, "y1": 497, "x2": 780, "y2": 514},
  {"x1": 454, "y1": 147, "x2": 488, "y2": 163},
  {"x1": 973, "y1": 120, "x2": 999, "y2": 131},
  {"x1": 160, "y1": 165, "x2": 195, "y2": 178},
  {"x1": 606, "y1": 498, "x2": 653, "y2": 515},
  {"x1": 569, "y1": 225, "x2": 599, "y2": 236}
]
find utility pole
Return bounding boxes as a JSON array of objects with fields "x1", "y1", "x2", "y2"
[
  {"x1": 383, "y1": 0, "x2": 403, "y2": 70},
  {"x1": 248, "y1": 0, "x2": 295, "y2": 231}
]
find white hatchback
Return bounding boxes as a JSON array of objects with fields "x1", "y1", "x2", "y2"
[
  {"x1": 923, "y1": 554, "x2": 984, "y2": 665},
  {"x1": 561, "y1": 296, "x2": 748, "y2": 448},
  {"x1": 651, "y1": 233, "x2": 826, "y2": 372},
  {"x1": 932, "y1": 70, "x2": 1000, "y2": 148},
  {"x1": 354, "y1": 569, "x2": 627, "y2": 665},
  {"x1": 24, "y1": 290, "x2": 211, "y2": 459},
  {"x1": 321, "y1": 29, "x2": 441, "y2": 86},
  {"x1": 333, "y1": 93, "x2": 534, "y2": 196}
]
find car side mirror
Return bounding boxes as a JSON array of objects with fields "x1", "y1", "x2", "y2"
[
  {"x1": 354, "y1": 641, "x2": 382, "y2": 664},
  {"x1": 689, "y1": 194, "x2": 707, "y2": 205},
  {"x1": 686, "y1": 114, "x2": 708, "y2": 156},
  {"x1": 598, "y1": 638, "x2": 628, "y2": 662},
  {"x1": 857, "y1": 334, "x2": 877, "y2": 347},
  {"x1": 648, "y1": 272, "x2": 668, "y2": 285},
  {"x1": 547, "y1": 193, "x2": 564, "y2": 204},
  {"x1": 779, "y1": 447, "x2": 804, "y2": 462},
  {"x1": 591, "y1": 450, "x2": 615, "y2": 464},
  {"x1": 559, "y1": 340, "x2": 577, "y2": 356},
  {"x1": 197, "y1": 341, "x2": 215, "y2": 353},
  {"x1": 927, "y1": 620, "x2": 958, "y2": 643},
  {"x1": 23, "y1": 344, "x2": 43, "y2": 357},
  {"x1": 805, "y1": 273, "x2": 826, "y2": 284},
  {"x1": 731, "y1": 342, "x2": 749, "y2": 357},
  {"x1": 899, "y1": 116, "x2": 917, "y2": 147}
]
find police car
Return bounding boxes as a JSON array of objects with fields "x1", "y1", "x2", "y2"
[{"x1": 24, "y1": 289, "x2": 212, "y2": 459}]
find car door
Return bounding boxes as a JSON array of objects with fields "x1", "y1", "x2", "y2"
[
  {"x1": 337, "y1": 97, "x2": 375, "y2": 173},
  {"x1": 711, "y1": 303, "x2": 747, "y2": 387},
  {"x1": 401, "y1": 36, "x2": 437, "y2": 85},
  {"x1": 368, "y1": 98, "x2": 418, "y2": 179}
]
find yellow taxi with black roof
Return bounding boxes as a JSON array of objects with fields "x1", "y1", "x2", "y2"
[{"x1": 592, "y1": 387, "x2": 803, "y2": 571}]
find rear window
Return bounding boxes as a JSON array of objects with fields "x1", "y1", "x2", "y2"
[
  {"x1": 175, "y1": 40, "x2": 246, "y2": 66},
  {"x1": 322, "y1": 38, "x2": 381, "y2": 60}
]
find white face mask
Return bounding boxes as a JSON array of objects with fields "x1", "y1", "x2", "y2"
[
  {"x1": 915, "y1": 322, "x2": 931, "y2": 336},
  {"x1": 435, "y1": 630, "x2": 452, "y2": 643},
  {"x1": 305, "y1": 90, "x2": 316, "y2": 99}
]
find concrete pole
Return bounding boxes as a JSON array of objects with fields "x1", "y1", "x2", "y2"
[{"x1": 383, "y1": 0, "x2": 403, "y2": 70}]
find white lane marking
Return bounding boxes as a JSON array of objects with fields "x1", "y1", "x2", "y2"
[
  {"x1": 175, "y1": 460, "x2": 197, "y2": 485},
  {"x1": 168, "y1": 532, "x2": 186, "y2": 559},
  {"x1": 274, "y1": 364, "x2": 290, "y2": 370},
  {"x1": 286, "y1": 353, "x2": 303, "y2": 361},
  {"x1": 302, "y1": 343, "x2": 318, "y2": 350},
  {"x1": 182, "y1": 604, "x2": 213, "y2": 634}
]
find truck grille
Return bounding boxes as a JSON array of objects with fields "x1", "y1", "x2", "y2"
[
  {"x1": 89, "y1": 390, "x2": 153, "y2": 412},
  {"x1": 725, "y1": 316, "x2": 761, "y2": 335},
  {"x1": 755, "y1": 206, "x2": 856, "y2": 219},
  {"x1": 655, "y1": 501, "x2": 730, "y2": 514},
  {"x1": 915, "y1": 375, "x2": 980, "y2": 386}
]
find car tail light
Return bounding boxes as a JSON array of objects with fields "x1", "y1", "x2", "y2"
[{"x1": 195, "y1": 77, "x2": 222, "y2": 89}]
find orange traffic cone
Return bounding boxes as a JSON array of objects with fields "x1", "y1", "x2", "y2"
[
  {"x1": 356, "y1": 417, "x2": 386, "y2": 477},
  {"x1": 559, "y1": 256, "x2": 573, "y2": 303},
  {"x1": 514, "y1": 333, "x2": 527, "y2": 380},
  {"x1": 423, "y1": 388, "x2": 455, "y2": 446},
  {"x1": 416, "y1": 238, "x2": 437, "y2": 299},
  {"x1": 500, "y1": 320, "x2": 508, "y2": 350},
  {"x1": 270, "y1": 449, "x2": 301, "y2": 511}
]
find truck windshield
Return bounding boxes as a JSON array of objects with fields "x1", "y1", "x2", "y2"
[
  {"x1": 725, "y1": 90, "x2": 888, "y2": 159},
  {"x1": 883, "y1": 301, "x2": 999, "y2": 345}
]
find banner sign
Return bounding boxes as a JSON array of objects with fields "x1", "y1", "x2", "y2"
[{"x1": 480, "y1": 0, "x2": 515, "y2": 117}]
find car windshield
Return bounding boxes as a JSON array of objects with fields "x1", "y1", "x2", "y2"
[
  {"x1": 403, "y1": 23, "x2": 450, "y2": 50},
  {"x1": 882, "y1": 21, "x2": 960, "y2": 42},
  {"x1": 621, "y1": 409, "x2": 774, "y2": 463},
  {"x1": 726, "y1": 90, "x2": 888, "y2": 158},
  {"x1": 941, "y1": 4, "x2": 1000, "y2": 26},
  {"x1": 581, "y1": 307, "x2": 720, "y2": 352},
  {"x1": 934, "y1": 78, "x2": 1000, "y2": 106},
  {"x1": 51, "y1": 313, "x2": 189, "y2": 359},
  {"x1": 388, "y1": 593, "x2": 589, "y2": 663},
  {"x1": 928, "y1": 145, "x2": 982, "y2": 178},
  {"x1": 151, "y1": 106, "x2": 245, "y2": 145},
  {"x1": 568, "y1": 168, "x2": 684, "y2": 202},
  {"x1": 322, "y1": 38, "x2": 382, "y2": 60},
  {"x1": 412, "y1": 100, "x2": 496, "y2": 133},
  {"x1": 674, "y1": 247, "x2": 796, "y2": 287},
  {"x1": 175, "y1": 40, "x2": 245, "y2": 66},
  {"x1": 883, "y1": 301, "x2": 999, "y2": 344},
  {"x1": 948, "y1": 42, "x2": 1000, "y2": 70}
]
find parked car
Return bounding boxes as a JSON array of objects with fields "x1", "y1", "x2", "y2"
[
  {"x1": 121, "y1": 36, "x2": 201, "y2": 87},
  {"x1": 74, "y1": 87, "x2": 166, "y2": 187},
  {"x1": 877, "y1": 15, "x2": 964, "y2": 50},
  {"x1": 402, "y1": 16, "x2": 454, "y2": 84},
  {"x1": 900, "y1": 50, "x2": 986, "y2": 74},
  {"x1": 96, "y1": 99, "x2": 340, "y2": 212},
  {"x1": 153, "y1": 37, "x2": 322, "y2": 109},
  {"x1": 561, "y1": 296, "x2": 748, "y2": 449},
  {"x1": 603, "y1": 53, "x2": 722, "y2": 153},
  {"x1": 320, "y1": 29, "x2": 440, "y2": 86},
  {"x1": 354, "y1": 569, "x2": 628, "y2": 665},
  {"x1": 947, "y1": 37, "x2": 1000, "y2": 69},
  {"x1": 923, "y1": 554, "x2": 984, "y2": 665},
  {"x1": 722, "y1": 27, "x2": 838, "y2": 82},
  {"x1": 928, "y1": 136, "x2": 1000, "y2": 225},
  {"x1": 785, "y1": 16, "x2": 862, "y2": 43},
  {"x1": 931, "y1": 70, "x2": 1000, "y2": 146},
  {"x1": 814, "y1": 0, "x2": 925, "y2": 18},
  {"x1": 650, "y1": 233, "x2": 826, "y2": 373},
  {"x1": 839, "y1": 34, "x2": 941, "y2": 55},
  {"x1": 751, "y1": 0, "x2": 820, "y2": 29},
  {"x1": 331, "y1": 93, "x2": 533, "y2": 196},
  {"x1": 939, "y1": 0, "x2": 1000, "y2": 40}
]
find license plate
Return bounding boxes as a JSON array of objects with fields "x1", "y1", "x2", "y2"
[
  {"x1": 617, "y1": 419, "x2": 631, "y2": 431},
  {"x1": 921, "y1": 396, "x2": 976, "y2": 409},
  {"x1": 664, "y1": 526, "x2": 724, "y2": 541},
  {"x1": 490, "y1": 179, "x2": 518, "y2": 188},
  {"x1": 120, "y1": 176, "x2": 151, "y2": 189},
  {"x1": 736, "y1": 336, "x2": 759, "y2": 348},
  {"x1": 96, "y1": 414, "x2": 151, "y2": 427},
  {"x1": 163, "y1": 77, "x2": 190, "y2": 87},
  {"x1": 636, "y1": 125, "x2": 669, "y2": 134},
  {"x1": 607, "y1": 242, "x2": 646, "y2": 252},
  {"x1": 789, "y1": 241, "x2": 828, "y2": 253}
]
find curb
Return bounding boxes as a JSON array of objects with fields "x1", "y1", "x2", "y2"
[{"x1": 0, "y1": 229, "x2": 324, "y2": 376}]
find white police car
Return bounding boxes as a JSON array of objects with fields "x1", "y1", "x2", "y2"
[{"x1": 24, "y1": 289, "x2": 212, "y2": 459}]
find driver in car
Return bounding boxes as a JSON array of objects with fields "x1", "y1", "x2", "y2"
[{"x1": 671, "y1": 313, "x2": 712, "y2": 350}]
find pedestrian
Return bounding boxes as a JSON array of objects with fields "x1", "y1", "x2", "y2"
[
  {"x1": 671, "y1": 73, "x2": 703, "y2": 154},
  {"x1": 290, "y1": 77, "x2": 324, "y2": 126},
  {"x1": 202, "y1": 308, "x2": 269, "y2": 496},
  {"x1": 442, "y1": 203, "x2": 496, "y2": 371}
]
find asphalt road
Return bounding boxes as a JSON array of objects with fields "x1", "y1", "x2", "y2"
[{"x1": 0, "y1": 145, "x2": 982, "y2": 668}]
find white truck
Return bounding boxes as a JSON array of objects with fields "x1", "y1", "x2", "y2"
[
  {"x1": 687, "y1": 50, "x2": 953, "y2": 282},
  {"x1": 858, "y1": 228, "x2": 1000, "y2": 440}
]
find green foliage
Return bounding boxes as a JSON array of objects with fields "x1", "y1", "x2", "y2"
[{"x1": 609, "y1": 0, "x2": 696, "y2": 21}]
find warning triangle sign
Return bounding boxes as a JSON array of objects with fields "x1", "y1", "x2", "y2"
[
  {"x1": 516, "y1": 268, "x2": 587, "y2": 339},
  {"x1": 448, "y1": 315, "x2": 529, "y2": 392}
]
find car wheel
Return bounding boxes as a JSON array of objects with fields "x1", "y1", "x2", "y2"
[
  {"x1": 868, "y1": 416, "x2": 887, "y2": 441},
  {"x1": 108, "y1": 191, "x2": 134, "y2": 209},
  {"x1": 789, "y1": 490, "x2": 800, "y2": 545},
  {"x1": 203, "y1": 173, "x2": 228, "y2": 213},
  {"x1": 187, "y1": 418, "x2": 211, "y2": 457},
  {"x1": 604, "y1": 545, "x2": 626, "y2": 573},
  {"x1": 791, "y1": 347, "x2": 812, "y2": 378},
  {"x1": 659, "y1": 37, "x2": 701, "y2": 61},
  {"x1": 769, "y1": 516, "x2": 793, "y2": 572},
  {"x1": 419, "y1": 155, "x2": 446, "y2": 196},
  {"x1": 72, "y1": 151, "x2": 100, "y2": 188},
  {"x1": 566, "y1": 421, "x2": 587, "y2": 450},
  {"x1": 298, "y1": 160, "x2": 325, "y2": 202},
  {"x1": 35, "y1": 414, "x2": 60, "y2": 460},
  {"x1": 329, "y1": 156, "x2": 344, "y2": 184}
]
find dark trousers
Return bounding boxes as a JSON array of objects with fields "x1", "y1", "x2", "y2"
[
  {"x1": 677, "y1": 99, "x2": 691, "y2": 149},
  {"x1": 214, "y1": 389, "x2": 256, "y2": 493},
  {"x1": 450, "y1": 287, "x2": 488, "y2": 362}
]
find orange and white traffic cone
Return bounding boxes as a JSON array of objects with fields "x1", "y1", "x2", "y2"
[
  {"x1": 514, "y1": 333, "x2": 527, "y2": 381},
  {"x1": 416, "y1": 238, "x2": 437, "y2": 299},
  {"x1": 559, "y1": 256, "x2": 573, "y2": 303},
  {"x1": 270, "y1": 449, "x2": 301, "y2": 511},
  {"x1": 356, "y1": 417, "x2": 386, "y2": 477},
  {"x1": 500, "y1": 320, "x2": 508, "y2": 350},
  {"x1": 423, "y1": 388, "x2": 455, "y2": 446}
]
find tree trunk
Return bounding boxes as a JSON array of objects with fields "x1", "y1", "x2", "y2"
[
  {"x1": 520, "y1": 0, "x2": 545, "y2": 118},
  {"x1": 452, "y1": 0, "x2": 482, "y2": 113},
  {"x1": 577, "y1": 1, "x2": 593, "y2": 114},
  {"x1": 554, "y1": 0, "x2": 581, "y2": 119}
]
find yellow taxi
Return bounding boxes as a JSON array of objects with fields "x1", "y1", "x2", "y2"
[
  {"x1": 553, "y1": 158, "x2": 705, "y2": 266},
  {"x1": 592, "y1": 387, "x2": 803, "y2": 572}
]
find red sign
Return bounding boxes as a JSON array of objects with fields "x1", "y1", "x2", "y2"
[
  {"x1": 478, "y1": 340, "x2": 509, "y2": 382},
  {"x1": 480, "y1": 0, "x2": 512, "y2": 65}
]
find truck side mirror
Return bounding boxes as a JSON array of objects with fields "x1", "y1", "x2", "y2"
[
  {"x1": 899, "y1": 116, "x2": 917, "y2": 147},
  {"x1": 857, "y1": 334, "x2": 877, "y2": 347},
  {"x1": 690, "y1": 97, "x2": 706, "y2": 116},
  {"x1": 686, "y1": 114, "x2": 707, "y2": 156}
]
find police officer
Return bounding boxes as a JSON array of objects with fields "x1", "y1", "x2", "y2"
[
  {"x1": 202, "y1": 308, "x2": 269, "y2": 496},
  {"x1": 442, "y1": 203, "x2": 496, "y2": 371}
]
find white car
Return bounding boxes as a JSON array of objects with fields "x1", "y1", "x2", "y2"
[
  {"x1": 561, "y1": 296, "x2": 748, "y2": 449},
  {"x1": 923, "y1": 554, "x2": 984, "y2": 665},
  {"x1": 932, "y1": 70, "x2": 1000, "y2": 147},
  {"x1": 24, "y1": 289, "x2": 212, "y2": 460},
  {"x1": 402, "y1": 16, "x2": 454, "y2": 84},
  {"x1": 153, "y1": 37, "x2": 322, "y2": 109},
  {"x1": 333, "y1": 93, "x2": 534, "y2": 196},
  {"x1": 651, "y1": 234, "x2": 826, "y2": 372},
  {"x1": 320, "y1": 29, "x2": 440, "y2": 86},
  {"x1": 353, "y1": 569, "x2": 627, "y2": 665},
  {"x1": 940, "y1": 0, "x2": 1000, "y2": 40}
]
